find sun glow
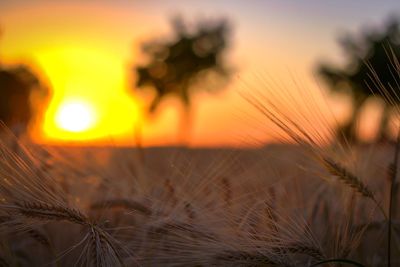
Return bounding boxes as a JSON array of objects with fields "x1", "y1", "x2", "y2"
[
  {"x1": 34, "y1": 46, "x2": 141, "y2": 144},
  {"x1": 55, "y1": 101, "x2": 96, "y2": 133}
]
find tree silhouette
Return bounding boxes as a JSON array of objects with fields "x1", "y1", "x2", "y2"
[
  {"x1": 0, "y1": 27, "x2": 49, "y2": 139},
  {"x1": 318, "y1": 17, "x2": 400, "y2": 142},
  {"x1": 134, "y1": 16, "x2": 232, "y2": 114},
  {"x1": 0, "y1": 64, "x2": 49, "y2": 136}
]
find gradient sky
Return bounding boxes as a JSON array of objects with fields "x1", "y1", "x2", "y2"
[{"x1": 0, "y1": 0, "x2": 399, "y2": 146}]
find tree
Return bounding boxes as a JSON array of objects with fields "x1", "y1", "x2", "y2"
[
  {"x1": 134, "y1": 16, "x2": 232, "y2": 114},
  {"x1": 0, "y1": 27, "x2": 50, "y2": 139},
  {"x1": 0, "y1": 64, "x2": 49, "y2": 137},
  {"x1": 318, "y1": 17, "x2": 400, "y2": 142}
]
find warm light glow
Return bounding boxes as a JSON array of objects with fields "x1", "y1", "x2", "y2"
[
  {"x1": 35, "y1": 46, "x2": 141, "y2": 144},
  {"x1": 55, "y1": 101, "x2": 96, "y2": 133}
]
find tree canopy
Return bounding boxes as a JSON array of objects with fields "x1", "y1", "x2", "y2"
[
  {"x1": 0, "y1": 64, "x2": 49, "y2": 135},
  {"x1": 134, "y1": 16, "x2": 232, "y2": 113},
  {"x1": 319, "y1": 18, "x2": 400, "y2": 101},
  {"x1": 318, "y1": 17, "x2": 400, "y2": 141}
]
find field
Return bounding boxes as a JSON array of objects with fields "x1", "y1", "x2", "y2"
[
  {"x1": 2, "y1": 1, "x2": 400, "y2": 266},
  {"x1": 0, "y1": 136, "x2": 398, "y2": 266}
]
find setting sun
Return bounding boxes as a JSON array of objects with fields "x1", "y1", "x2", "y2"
[
  {"x1": 35, "y1": 47, "x2": 141, "y2": 144},
  {"x1": 55, "y1": 101, "x2": 96, "y2": 133}
]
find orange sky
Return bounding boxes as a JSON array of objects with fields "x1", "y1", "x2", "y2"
[{"x1": 0, "y1": 1, "x2": 399, "y2": 146}]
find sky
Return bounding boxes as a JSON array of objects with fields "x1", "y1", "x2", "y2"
[{"x1": 0, "y1": 0, "x2": 399, "y2": 146}]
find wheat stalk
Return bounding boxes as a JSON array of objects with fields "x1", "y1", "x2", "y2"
[
  {"x1": 284, "y1": 243, "x2": 324, "y2": 261},
  {"x1": 90, "y1": 199, "x2": 152, "y2": 216},
  {"x1": 320, "y1": 157, "x2": 387, "y2": 219},
  {"x1": 388, "y1": 129, "x2": 400, "y2": 267},
  {"x1": 214, "y1": 250, "x2": 281, "y2": 266},
  {"x1": 12, "y1": 202, "x2": 88, "y2": 225},
  {"x1": 89, "y1": 225, "x2": 126, "y2": 267}
]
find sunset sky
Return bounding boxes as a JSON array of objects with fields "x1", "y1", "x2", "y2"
[{"x1": 1, "y1": 0, "x2": 399, "y2": 146}]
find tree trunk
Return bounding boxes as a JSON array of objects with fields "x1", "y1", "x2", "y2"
[
  {"x1": 337, "y1": 95, "x2": 366, "y2": 144},
  {"x1": 377, "y1": 104, "x2": 391, "y2": 143}
]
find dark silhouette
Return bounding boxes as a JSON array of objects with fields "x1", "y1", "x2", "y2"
[
  {"x1": 0, "y1": 64, "x2": 49, "y2": 136},
  {"x1": 318, "y1": 17, "x2": 400, "y2": 142},
  {"x1": 134, "y1": 16, "x2": 232, "y2": 114},
  {"x1": 0, "y1": 27, "x2": 49, "y2": 138}
]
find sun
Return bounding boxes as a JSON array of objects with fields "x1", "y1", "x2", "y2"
[
  {"x1": 55, "y1": 101, "x2": 96, "y2": 133},
  {"x1": 35, "y1": 47, "x2": 141, "y2": 144}
]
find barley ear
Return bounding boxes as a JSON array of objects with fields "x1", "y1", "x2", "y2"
[{"x1": 320, "y1": 157, "x2": 387, "y2": 219}]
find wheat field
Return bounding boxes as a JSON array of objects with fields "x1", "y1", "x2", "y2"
[{"x1": 1, "y1": 83, "x2": 400, "y2": 267}]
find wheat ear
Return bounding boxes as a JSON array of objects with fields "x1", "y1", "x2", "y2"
[
  {"x1": 90, "y1": 199, "x2": 152, "y2": 216},
  {"x1": 13, "y1": 202, "x2": 88, "y2": 225},
  {"x1": 320, "y1": 157, "x2": 387, "y2": 219}
]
